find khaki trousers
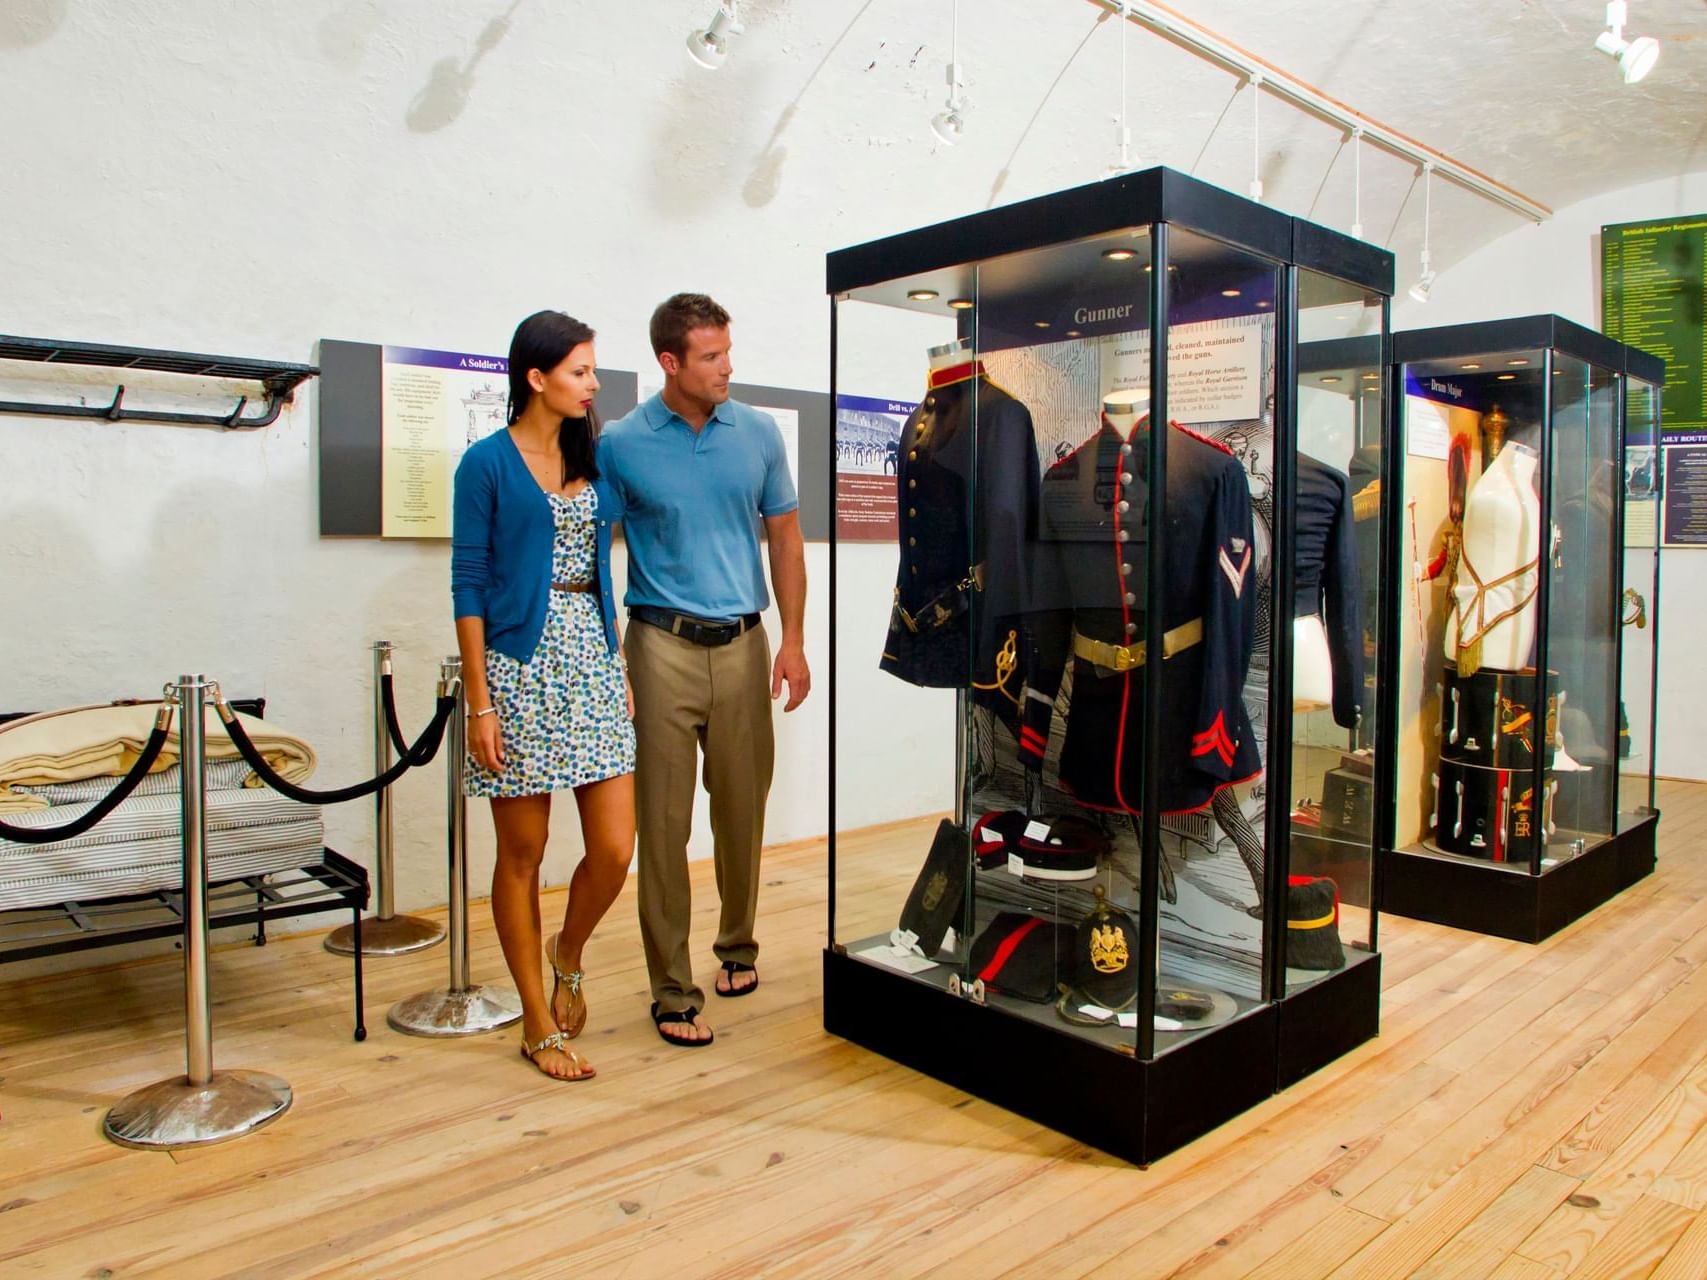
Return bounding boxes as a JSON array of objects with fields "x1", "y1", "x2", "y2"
[{"x1": 626, "y1": 617, "x2": 774, "y2": 1013}]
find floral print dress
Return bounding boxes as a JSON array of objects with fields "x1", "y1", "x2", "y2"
[{"x1": 465, "y1": 486, "x2": 635, "y2": 798}]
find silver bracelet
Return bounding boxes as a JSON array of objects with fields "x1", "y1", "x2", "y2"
[{"x1": 472, "y1": 706, "x2": 497, "y2": 719}]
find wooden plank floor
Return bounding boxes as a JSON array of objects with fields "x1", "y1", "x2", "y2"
[{"x1": 3, "y1": 780, "x2": 1706, "y2": 1278}]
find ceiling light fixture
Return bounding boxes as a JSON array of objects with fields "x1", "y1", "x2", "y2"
[
  {"x1": 1595, "y1": 1, "x2": 1661, "y2": 84},
  {"x1": 907, "y1": 289, "x2": 940, "y2": 302},
  {"x1": 930, "y1": 0, "x2": 968, "y2": 146},
  {"x1": 685, "y1": 1, "x2": 741, "y2": 70},
  {"x1": 1221, "y1": 289, "x2": 1242, "y2": 297},
  {"x1": 1461, "y1": 363, "x2": 1482, "y2": 370},
  {"x1": 1320, "y1": 376, "x2": 1342, "y2": 385},
  {"x1": 1350, "y1": 127, "x2": 1365, "y2": 240},
  {"x1": 947, "y1": 297, "x2": 975, "y2": 310},
  {"x1": 1408, "y1": 162, "x2": 1437, "y2": 304},
  {"x1": 1508, "y1": 358, "x2": 1530, "y2": 366},
  {"x1": 1102, "y1": 247, "x2": 1137, "y2": 262},
  {"x1": 1498, "y1": 373, "x2": 1518, "y2": 381},
  {"x1": 1105, "y1": 2, "x2": 1133, "y2": 179},
  {"x1": 1034, "y1": 321, "x2": 1052, "y2": 329},
  {"x1": 1248, "y1": 73, "x2": 1264, "y2": 202}
]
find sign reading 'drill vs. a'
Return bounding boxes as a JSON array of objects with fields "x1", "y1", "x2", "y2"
[{"x1": 380, "y1": 345, "x2": 510, "y2": 538}]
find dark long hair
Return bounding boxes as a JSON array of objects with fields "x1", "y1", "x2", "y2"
[{"x1": 507, "y1": 310, "x2": 599, "y2": 485}]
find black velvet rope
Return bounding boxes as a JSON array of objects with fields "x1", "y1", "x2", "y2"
[
  {"x1": 218, "y1": 696, "x2": 455, "y2": 805},
  {"x1": 0, "y1": 724, "x2": 172, "y2": 845},
  {"x1": 380, "y1": 673, "x2": 438, "y2": 767}
]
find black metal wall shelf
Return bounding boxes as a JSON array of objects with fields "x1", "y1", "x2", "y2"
[{"x1": 0, "y1": 334, "x2": 319, "y2": 430}]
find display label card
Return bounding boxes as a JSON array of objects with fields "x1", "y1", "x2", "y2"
[
  {"x1": 1406, "y1": 395, "x2": 1453, "y2": 461},
  {"x1": 1154, "y1": 1015, "x2": 1184, "y2": 1032},
  {"x1": 854, "y1": 943, "x2": 937, "y2": 975},
  {"x1": 1007, "y1": 853, "x2": 1026, "y2": 877},
  {"x1": 1022, "y1": 819, "x2": 1053, "y2": 843},
  {"x1": 380, "y1": 345, "x2": 509, "y2": 538},
  {"x1": 1098, "y1": 314, "x2": 1264, "y2": 425},
  {"x1": 1077, "y1": 1004, "x2": 1115, "y2": 1022},
  {"x1": 1117, "y1": 1012, "x2": 1139, "y2": 1029}
]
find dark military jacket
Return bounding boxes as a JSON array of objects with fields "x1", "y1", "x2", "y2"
[
  {"x1": 1295, "y1": 453, "x2": 1363, "y2": 729},
  {"x1": 1019, "y1": 417, "x2": 1261, "y2": 814},
  {"x1": 879, "y1": 364, "x2": 1039, "y2": 708}
]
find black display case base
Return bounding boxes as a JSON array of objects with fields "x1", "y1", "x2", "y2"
[
  {"x1": 1380, "y1": 813, "x2": 1657, "y2": 943},
  {"x1": 823, "y1": 948, "x2": 1380, "y2": 1165}
]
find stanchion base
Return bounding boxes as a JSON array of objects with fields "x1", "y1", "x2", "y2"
[
  {"x1": 103, "y1": 1069, "x2": 292, "y2": 1150},
  {"x1": 324, "y1": 913, "x2": 445, "y2": 957},
  {"x1": 387, "y1": 984, "x2": 523, "y2": 1038}
]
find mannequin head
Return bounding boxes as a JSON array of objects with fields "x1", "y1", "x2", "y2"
[
  {"x1": 651, "y1": 292, "x2": 734, "y2": 418},
  {"x1": 1103, "y1": 387, "x2": 1150, "y2": 431}
]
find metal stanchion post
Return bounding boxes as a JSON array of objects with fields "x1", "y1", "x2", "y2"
[
  {"x1": 104, "y1": 676, "x2": 293, "y2": 1149},
  {"x1": 386, "y1": 657, "x2": 521, "y2": 1036},
  {"x1": 326, "y1": 640, "x2": 445, "y2": 956}
]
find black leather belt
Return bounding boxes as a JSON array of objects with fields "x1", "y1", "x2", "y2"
[{"x1": 631, "y1": 605, "x2": 761, "y2": 647}]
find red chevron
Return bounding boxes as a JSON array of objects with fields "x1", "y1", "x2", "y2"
[{"x1": 1191, "y1": 712, "x2": 1238, "y2": 768}]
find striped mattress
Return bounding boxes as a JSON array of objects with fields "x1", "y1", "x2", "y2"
[{"x1": 0, "y1": 768, "x2": 324, "y2": 911}]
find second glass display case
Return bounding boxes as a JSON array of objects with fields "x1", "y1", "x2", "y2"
[
  {"x1": 1381, "y1": 316, "x2": 1663, "y2": 941},
  {"x1": 827, "y1": 167, "x2": 1393, "y2": 1163}
]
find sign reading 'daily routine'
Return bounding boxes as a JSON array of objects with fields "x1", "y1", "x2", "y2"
[
  {"x1": 380, "y1": 346, "x2": 509, "y2": 538},
  {"x1": 1602, "y1": 214, "x2": 1707, "y2": 436}
]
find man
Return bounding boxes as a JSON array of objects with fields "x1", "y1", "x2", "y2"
[{"x1": 598, "y1": 293, "x2": 810, "y2": 1047}]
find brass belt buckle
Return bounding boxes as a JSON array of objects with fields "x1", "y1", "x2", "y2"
[{"x1": 1110, "y1": 644, "x2": 1137, "y2": 672}]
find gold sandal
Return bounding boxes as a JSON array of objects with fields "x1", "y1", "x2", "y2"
[
  {"x1": 545, "y1": 931, "x2": 587, "y2": 1038},
  {"x1": 520, "y1": 1029, "x2": 595, "y2": 1081}
]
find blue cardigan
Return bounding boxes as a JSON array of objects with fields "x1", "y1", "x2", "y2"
[{"x1": 451, "y1": 429, "x2": 622, "y2": 662}]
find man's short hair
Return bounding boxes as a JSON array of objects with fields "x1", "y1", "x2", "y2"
[{"x1": 650, "y1": 293, "x2": 732, "y2": 359}]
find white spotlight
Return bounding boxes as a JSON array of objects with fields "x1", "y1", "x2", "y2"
[
  {"x1": 931, "y1": 102, "x2": 965, "y2": 146},
  {"x1": 1409, "y1": 163, "x2": 1436, "y2": 305},
  {"x1": 930, "y1": 0, "x2": 967, "y2": 147},
  {"x1": 686, "y1": 2, "x2": 740, "y2": 70},
  {"x1": 1595, "y1": 1, "x2": 1660, "y2": 83},
  {"x1": 1409, "y1": 255, "x2": 1437, "y2": 305}
]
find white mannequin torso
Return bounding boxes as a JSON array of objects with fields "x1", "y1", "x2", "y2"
[{"x1": 1445, "y1": 443, "x2": 1541, "y2": 670}]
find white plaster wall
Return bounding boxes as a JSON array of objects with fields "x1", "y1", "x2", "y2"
[
  {"x1": 4, "y1": 0, "x2": 1705, "y2": 961},
  {"x1": 1394, "y1": 168, "x2": 1707, "y2": 781}
]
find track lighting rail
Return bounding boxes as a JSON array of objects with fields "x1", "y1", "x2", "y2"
[{"x1": 1083, "y1": 0, "x2": 1552, "y2": 225}]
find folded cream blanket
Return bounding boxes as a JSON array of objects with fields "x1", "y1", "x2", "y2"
[{"x1": 0, "y1": 702, "x2": 317, "y2": 813}]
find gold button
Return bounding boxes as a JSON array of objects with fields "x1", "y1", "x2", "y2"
[
  {"x1": 1118, "y1": 500, "x2": 1130, "y2": 513},
  {"x1": 925, "y1": 396, "x2": 936, "y2": 408},
  {"x1": 1120, "y1": 443, "x2": 1133, "y2": 456},
  {"x1": 911, "y1": 566, "x2": 919, "y2": 576},
  {"x1": 908, "y1": 479, "x2": 916, "y2": 489},
  {"x1": 1125, "y1": 592, "x2": 1136, "y2": 606},
  {"x1": 1120, "y1": 562, "x2": 1132, "y2": 576},
  {"x1": 908, "y1": 507, "x2": 917, "y2": 517},
  {"x1": 908, "y1": 537, "x2": 917, "y2": 547},
  {"x1": 909, "y1": 450, "x2": 918, "y2": 461},
  {"x1": 1121, "y1": 472, "x2": 1134, "y2": 485},
  {"x1": 1117, "y1": 530, "x2": 1130, "y2": 542},
  {"x1": 1125, "y1": 621, "x2": 1137, "y2": 636}
]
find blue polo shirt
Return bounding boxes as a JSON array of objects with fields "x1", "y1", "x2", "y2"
[{"x1": 598, "y1": 393, "x2": 798, "y2": 620}]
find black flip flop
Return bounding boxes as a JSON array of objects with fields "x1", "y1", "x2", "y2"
[
  {"x1": 714, "y1": 960, "x2": 759, "y2": 998},
  {"x1": 651, "y1": 1002, "x2": 714, "y2": 1048}
]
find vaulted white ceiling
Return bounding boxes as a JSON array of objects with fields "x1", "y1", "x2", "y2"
[{"x1": 715, "y1": 0, "x2": 1707, "y2": 276}]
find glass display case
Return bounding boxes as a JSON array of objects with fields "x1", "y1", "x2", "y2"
[
  {"x1": 826, "y1": 167, "x2": 1393, "y2": 1163},
  {"x1": 1382, "y1": 316, "x2": 1664, "y2": 942}
]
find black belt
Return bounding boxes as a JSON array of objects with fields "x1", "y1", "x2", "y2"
[{"x1": 631, "y1": 605, "x2": 761, "y2": 647}]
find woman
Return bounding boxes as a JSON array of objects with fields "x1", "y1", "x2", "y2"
[{"x1": 451, "y1": 310, "x2": 636, "y2": 1081}]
